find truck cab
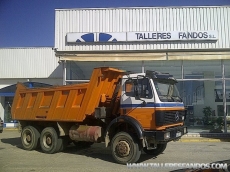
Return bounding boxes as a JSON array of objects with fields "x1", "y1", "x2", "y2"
[
  {"x1": 106, "y1": 70, "x2": 187, "y2": 164},
  {"x1": 121, "y1": 70, "x2": 185, "y2": 131}
]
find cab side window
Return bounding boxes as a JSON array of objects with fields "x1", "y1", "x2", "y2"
[
  {"x1": 125, "y1": 80, "x2": 134, "y2": 97},
  {"x1": 125, "y1": 78, "x2": 153, "y2": 99}
]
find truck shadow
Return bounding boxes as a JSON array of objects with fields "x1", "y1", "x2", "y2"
[
  {"x1": 1, "y1": 137, "x2": 22, "y2": 148},
  {"x1": 62, "y1": 143, "x2": 158, "y2": 164},
  {"x1": 1, "y1": 137, "x2": 159, "y2": 164},
  {"x1": 63, "y1": 144, "x2": 115, "y2": 163}
]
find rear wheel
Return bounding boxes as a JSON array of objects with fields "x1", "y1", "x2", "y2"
[
  {"x1": 40, "y1": 127, "x2": 59, "y2": 154},
  {"x1": 56, "y1": 136, "x2": 69, "y2": 152},
  {"x1": 111, "y1": 132, "x2": 141, "y2": 164},
  {"x1": 143, "y1": 143, "x2": 167, "y2": 156},
  {"x1": 21, "y1": 126, "x2": 40, "y2": 150}
]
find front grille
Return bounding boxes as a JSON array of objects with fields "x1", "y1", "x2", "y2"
[{"x1": 155, "y1": 110, "x2": 185, "y2": 126}]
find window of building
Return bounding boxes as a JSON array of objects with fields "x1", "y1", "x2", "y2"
[
  {"x1": 193, "y1": 92, "x2": 196, "y2": 103},
  {"x1": 183, "y1": 60, "x2": 221, "y2": 79}
]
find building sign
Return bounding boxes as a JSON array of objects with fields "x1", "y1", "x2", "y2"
[
  {"x1": 67, "y1": 32, "x2": 126, "y2": 43},
  {"x1": 127, "y1": 31, "x2": 218, "y2": 41},
  {"x1": 66, "y1": 31, "x2": 218, "y2": 43}
]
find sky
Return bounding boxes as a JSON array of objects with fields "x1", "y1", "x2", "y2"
[{"x1": 0, "y1": 0, "x2": 230, "y2": 48}]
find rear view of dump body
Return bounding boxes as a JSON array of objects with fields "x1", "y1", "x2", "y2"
[{"x1": 11, "y1": 67, "x2": 124, "y2": 122}]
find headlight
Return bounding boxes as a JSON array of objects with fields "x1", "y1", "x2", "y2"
[
  {"x1": 182, "y1": 116, "x2": 185, "y2": 120},
  {"x1": 164, "y1": 132, "x2": 170, "y2": 139}
]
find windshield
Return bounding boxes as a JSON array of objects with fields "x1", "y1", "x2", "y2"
[{"x1": 154, "y1": 81, "x2": 182, "y2": 102}]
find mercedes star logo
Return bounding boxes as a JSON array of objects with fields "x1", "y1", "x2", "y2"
[{"x1": 175, "y1": 111, "x2": 179, "y2": 121}]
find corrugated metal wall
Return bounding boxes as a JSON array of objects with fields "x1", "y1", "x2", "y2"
[
  {"x1": 0, "y1": 48, "x2": 62, "y2": 78},
  {"x1": 55, "y1": 6, "x2": 230, "y2": 51}
]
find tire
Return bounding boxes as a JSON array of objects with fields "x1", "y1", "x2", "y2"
[
  {"x1": 111, "y1": 132, "x2": 141, "y2": 164},
  {"x1": 143, "y1": 143, "x2": 167, "y2": 156},
  {"x1": 21, "y1": 126, "x2": 40, "y2": 151},
  {"x1": 73, "y1": 141, "x2": 94, "y2": 148},
  {"x1": 40, "y1": 127, "x2": 59, "y2": 154},
  {"x1": 56, "y1": 136, "x2": 69, "y2": 152}
]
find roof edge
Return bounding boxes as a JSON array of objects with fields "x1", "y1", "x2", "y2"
[
  {"x1": 0, "y1": 47, "x2": 54, "y2": 50},
  {"x1": 55, "y1": 5, "x2": 230, "y2": 11}
]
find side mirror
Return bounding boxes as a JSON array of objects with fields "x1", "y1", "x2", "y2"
[
  {"x1": 134, "y1": 83, "x2": 140, "y2": 100},
  {"x1": 134, "y1": 92, "x2": 140, "y2": 100}
]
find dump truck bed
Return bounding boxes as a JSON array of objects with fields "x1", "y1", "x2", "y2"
[{"x1": 11, "y1": 67, "x2": 124, "y2": 122}]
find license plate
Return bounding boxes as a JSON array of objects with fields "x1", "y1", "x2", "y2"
[{"x1": 176, "y1": 131, "x2": 182, "y2": 137}]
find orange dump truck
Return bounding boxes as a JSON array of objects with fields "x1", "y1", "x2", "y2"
[{"x1": 12, "y1": 67, "x2": 187, "y2": 164}]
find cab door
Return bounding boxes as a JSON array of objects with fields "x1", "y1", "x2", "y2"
[{"x1": 120, "y1": 77, "x2": 156, "y2": 129}]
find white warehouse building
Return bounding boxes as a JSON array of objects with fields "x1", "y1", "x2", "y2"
[{"x1": 1, "y1": 6, "x2": 230, "y2": 132}]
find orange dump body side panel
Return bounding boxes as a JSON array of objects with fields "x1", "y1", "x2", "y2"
[{"x1": 11, "y1": 67, "x2": 124, "y2": 122}]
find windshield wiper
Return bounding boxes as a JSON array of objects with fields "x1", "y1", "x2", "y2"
[
  {"x1": 167, "y1": 95, "x2": 175, "y2": 102},
  {"x1": 172, "y1": 96, "x2": 182, "y2": 102},
  {"x1": 160, "y1": 95, "x2": 174, "y2": 102}
]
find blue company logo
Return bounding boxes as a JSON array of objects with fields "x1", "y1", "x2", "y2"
[
  {"x1": 76, "y1": 33, "x2": 94, "y2": 42},
  {"x1": 76, "y1": 33, "x2": 117, "y2": 42},
  {"x1": 98, "y1": 33, "x2": 117, "y2": 42}
]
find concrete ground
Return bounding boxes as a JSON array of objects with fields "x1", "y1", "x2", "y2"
[{"x1": 0, "y1": 130, "x2": 230, "y2": 172}]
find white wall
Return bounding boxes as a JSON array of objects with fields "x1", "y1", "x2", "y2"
[
  {"x1": 55, "y1": 6, "x2": 230, "y2": 51},
  {"x1": 0, "y1": 48, "x2": 62, "y2": 79}
]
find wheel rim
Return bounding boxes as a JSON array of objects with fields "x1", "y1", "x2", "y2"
[
  {"x1": 115, "y1": 140, "x2": 130, "y2": 157},
  {"x1": 23, "y1": 130, "x2": 32, "y2": 146},
  {"x1": 42, "y1": 133, "x2": 53, "y2": 149}
]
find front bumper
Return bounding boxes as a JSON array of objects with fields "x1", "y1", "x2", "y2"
[{"x1": 143, "y1": 126, "x2": 187, "y2": 142}]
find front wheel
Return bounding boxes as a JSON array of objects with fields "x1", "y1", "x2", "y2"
[
  {"x1": 143, "y1": 143, "x2": 167, "y2": 156},
  {"x1": 111, "y1": 132, "x2": 141, "y2": 164}
]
